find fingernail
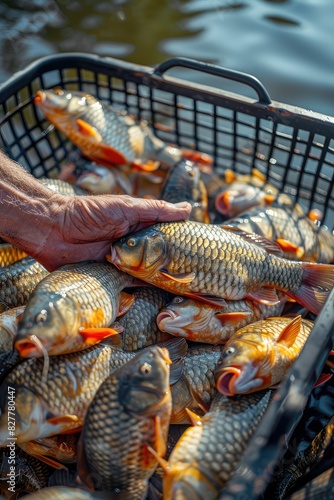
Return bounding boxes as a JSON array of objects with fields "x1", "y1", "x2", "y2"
[{"x1": 174, "y1": 202, "x2": 191, "y2": 209}]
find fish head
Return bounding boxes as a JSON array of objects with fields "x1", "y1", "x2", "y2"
[
  {"x1": 164, "y1": 465, "x2": 219, "y2": 500},
  {"x1": 215, "y1": 181, "x2": 266, "y2": 217},
  {"x1": 157, "y1": 297, "x2": 214, "y2": 339},
  {"x1": 111, "y1": 226, "x2": 168, "y2": 279},
  {"x1": 75, "y1": 163, "x2": 117, "y2": 194},
  {"x1": 0, "y1": 384, "x2": 71, "y2": 444},
  {"x1": 15, "y1": 292, "x2": 78, "y2": 357},
  {"x1": 215, "y1": 333, "x2": 274, "y2": 395},
  {"x1": 118, "y1": 345, "x2": 171, "y2": 414}
]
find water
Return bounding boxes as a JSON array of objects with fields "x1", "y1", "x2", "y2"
[{"x1": 1, "y1": 0, "x2": 334, "y2": 116}]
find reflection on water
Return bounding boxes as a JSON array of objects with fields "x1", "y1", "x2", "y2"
[{"x1": 1, "y1": 0, "x2": 334, "y2": 116}]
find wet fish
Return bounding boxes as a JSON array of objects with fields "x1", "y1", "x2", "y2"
[
  {"x1": 110, "y1": 220, "x2": 334, "y2": 315},
  {"x1": 75, "y1": 162, "x2": 133, "y2": 195},
  {"x1": 40, "y1": 178, "x2": 88, "y2": 196},
  {"x1": 78, "y1": 346, "x2": 172, "y2": 499},
  {"x1": 18, "y1": 433, "x2": 78, "y2": 467},
  {"x1": 0, "y1": 338, "x2": 186, "y2": 444},
  {"x1": 215, "y1": 315, "x2": 313, "y2": 395},
  {"x1": 117, "y1": 287, "x2": 174, "y2": 352},
  {"x1": 34, "y1": 89, "x2": 212, "y2": 172},
  {"x1": 157, "y1": 294, "x2": 287, "y2": 344},
  {"x1": 15, "y1": 262, "x2": 136, "y2": 357},
  {"x1": 162, "y1": 390, "x2": 272, "y2": 499},
  {"x1": 214, "y1": 168, "x2": 278, "y2": 218},
  {"x1": 0, "y1": 242, "x2": 27, "y2": 267},
  {"x1": 159, "y1": 159, "x2": 210, "y2": 223},
  {"x1": 225, "y1": 193, "x2": 334, "y2": 262},
  {"x1": 0, "y1": 257, "x2": 49, "y2": 313}
]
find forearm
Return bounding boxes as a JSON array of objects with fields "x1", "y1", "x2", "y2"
[{"x1": 0, "y1": 150, "x2": 63, "y2": 257}]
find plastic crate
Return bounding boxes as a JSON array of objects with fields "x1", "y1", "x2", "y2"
[{"x1": 1, "y1": 53, "x2": 334, "y2": 498}]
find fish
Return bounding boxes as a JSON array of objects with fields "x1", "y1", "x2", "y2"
[
  {"x1": 109, "y1": 220, "x2": 334, "y2": 315},
  {"x1": 159, "y1": 159, "x2": 210, "y2": 223},
  {"x1": 214, "y1": 168, "x2": 278, "y2": 218},
  {"x1": 157, "y1": 294, "x2": 287, "y2": 344},
  {"x1": 18, "y1": 487, "x2": 111, "y2": 499},
  {"x1": 225, "y1": 193, "x2": 334, "y2": 262},
  {"x1": 40, "y1": 178, "x2": 88, "y2": 196},
  {"x1": 14, "y1": 262, "x2": 136, "y2": 358},
  {"x1": 0, "y1": 257, "x2": 49, "y2": 313},
  {"x1": 75, "y1": 162, "x2": 133, "y2": 195},
  {"x1": 215, "y1": 315, "x2": 314, "y2": 396},
  {"x1": 18, "y1": 433, "x2": 79, "y2": 468},
  {"x1": 78, "y1": 345, "x2": 172, "y2": 499},
  {"x1": 161, "y1": 390, "x2": 272, "y2": 499},
  {"x1": 117, "y1": 286, "x2": 174, "y2": 352},
  {"x1": 0, "y1": 306, "x2": 25, "y2": 354},
  {"x1": 0, "y1": 242, "x2": 27, "y2": 267},
  {"x1": 0, "y1": 338, "x2": 186, "y2": 445},
  {"x1": 34, "y1": 89, "x2": 212, "y2": 172},
  {"x1": 170, "y1": 344, "x2": 223, "y2": 424}
]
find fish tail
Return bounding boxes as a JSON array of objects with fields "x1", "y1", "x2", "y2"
[{"x1": 286, "y1": 263, "x2": 334, "y2": 315}]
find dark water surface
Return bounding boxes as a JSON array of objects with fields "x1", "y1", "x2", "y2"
[{"x1": 1, "y1": 0, "x2": 334, "y2": 116}]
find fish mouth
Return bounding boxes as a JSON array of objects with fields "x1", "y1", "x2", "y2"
[
  {"x1": 108, "y1": 244, "x2": 121, "y2": 268},
  {"x1": 216, "y1": 363, "x2": 262, "y2": 396},
  {"x1": 156, "y1": 310, "x2": 191, "y2": 336},
  {"x1": 15, "y1": 335, "x2": 47, "y2": 358},
  {"x1": 215, "y1": 191, "x2": 231, "y2": 216},
  {"x1": 34, "y1": 90, "x2": 45, "y2": 105}
]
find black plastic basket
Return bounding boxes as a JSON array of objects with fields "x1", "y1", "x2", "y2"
[{"x1": 1, "y1": 53, "x2": 334, "y2": 498}]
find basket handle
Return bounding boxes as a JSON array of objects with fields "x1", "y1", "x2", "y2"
[{"x1": 153, "y1": 57, "x2": 272, "y2": 105}]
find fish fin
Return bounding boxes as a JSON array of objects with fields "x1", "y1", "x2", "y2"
[
  {"x1": 313, "y1": 373, "x2": 332, "y2": 389},
  {"x1": 185, "y1": 408, "x2": 202, "y2": 426},
  {"x1": 215, "y1": 311, "x2": 252, "y2": 327},
  {"x1": 29, "y1": 454, "x2": 67, "y2": 470},
  {"x1": 276, "y1": 315, "x2": 302, "y2": 347},
  {"x1": 251, "y1": 168, "x2": 266, "y2": 182},
  {"x1": 60, "y1": 426, "x2": 83, "y2": 435},
  {"x1": 146, "y1": 445, "x2": 169, "y2": 474},
  {"x1": 246, "y1": 288, "x2": 280, "y2": 306},
  {"x1": 154, "y1": 415, "x2": 167, "y2": 457},
  {"x1": 99, "y1": 145, "x2": 128, "y2": 165},
  {"x1": 329, "y1": 350, "x2": 334, "y2": 356},
  {"x1": 131, "y1": 159, "x2": 161, "y2": 172},
  {"x1": 220, "y1": 225, "x2": 283, "y2": 256},
  {"x1": 159, "y1": 270, "x2": 196, "y2": 283},
  {"x1": 188, "y1": 385, "x2": 210, "y2": 414},
  {"x1": 224, "y1": 169, "x2": 237, "y2": 184},
  {"x1": 276, "y1": 238, "x2": 305, "y2": 259},
  {"x1": 264, "y1": 193, "x2": 276, "y2": 204},
  {"x1": 169, "y1": 358, "x2": 185, "y2": 385},
  {"x1": 76, "y1": 119, "x2": 102, "y2": 141},
  {"x1": 107, "y1": 321, "x2": 124, "y2": 334},
  {"x1": 117, "y1": 291, "x2": 135, "y2": 317},
  {"x1": 308, "y1": 208, "x2": 323, "y2": 222},
  {"x1": 79, "y1": 327, "x2": 120, "y2": 345},
  {"x1": 185, "y1": 292, "x2": 227, "y2": 308},
  {"x1": 286, "y1": 263, "x2": 334, "y2": 315},
  {"x1": 157, "y1": 338, "x2": 188, "y2": 363}
]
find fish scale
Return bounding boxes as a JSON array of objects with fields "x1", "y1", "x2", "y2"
[
  {"x1": 0, "y1": 243, "x2": 27, "y2": 267},
  {"x1": 164, "y1": 390, "x2": 272, "y2": 499}
]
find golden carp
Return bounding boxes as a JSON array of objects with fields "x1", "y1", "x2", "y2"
[
  {"x1": 0, "y1": 242, "x2": 27, "y2": 267},
  {"x1": 18, "y1": 433, "x2": 78, "y2": 466},
  {"x1": 159, "y1": 159, "x2": 210, "y2": 223},
  {"x1": 0, "y1": 257, "x2": 49, "y2": 312},
  {"x1": 225, "y1": 193, "x2": 334, "y2": 262},
  {"x1": 40, "y1": 178, "x2": 88, "y2": 196},
  {"x1": 78, "y1": 346, "x2": 172, "y2": 499},
  {"x1": 157, "y1": 294, "x2": 287, "y2": 344},
  {"x1": 215, "y1": 315, "x2": 313, "y2": 395},
  {"x1": 162, "y1": 390, "x2": 272, "y2": 499},
  {"x1": 34, "y1": 89, "x2": 212, "y2": 172},
  {"x1": 15, "y1": 262, "x2": 136, "y2": 357},
  {"x1": 117, "y1": 286, "x2": 174, "y2": 352},
  {"x1": 0, "y1": 338, "x2": 186, "y2": 445},
  {"x1": 110, "y1": 221, "x2": 334, "y2": 315},
  {"x1": 214, "y1": 168, "x2": 278, "y2": 218}
]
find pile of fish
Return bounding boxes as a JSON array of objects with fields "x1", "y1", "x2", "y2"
[{"x1": 0, "y1": 88, "x2": 334, "y2": 499}]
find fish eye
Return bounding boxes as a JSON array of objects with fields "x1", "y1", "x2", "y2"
[
  {"x1": 126, "y1": 238, "x2": 137, "y2": 247},
  {"x1": 223, "y1": 346, "x2": 236, "y2": 358},
  {"x1": 35, "y1": 310, "x2": 47, "y2": 324},
  {"x1": 140, "y1": 363, "x2": 152, "y2": 375},
  {"x1": 173, "y1": 297, "x2": 184, "y2": 304}
]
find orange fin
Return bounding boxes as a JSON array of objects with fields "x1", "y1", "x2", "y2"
[
  {"x1": 276, "y1": 315, "x2": 302, "y2": 347},
  {"x1": 154, "y1": 415, "x2": 167, "y2": 457},
  {"x1": 99, "y1": 145, "x2": 128, "y2": 165},
  {"x1": 185, "y1": 408, "x2": 202, "y2": 426},
  {"x1": 329, "y1": 350, "x2": 334, "y2": 356},
  {"x1": 76, "y1": 119, "x2": 102, "y2": 141},
  {"x1": 224, "y1": 169, "x2": 237, "y2": 184},
  {"x1": 313, "y1": 373, "x2": 332, "y2": 389},
  {"x1": 220, "y1": 225, "x2": 283, "y2": 257},
  {"x1": 246, "y1": 288, "x2": 280, "y2": 306},
  {"x1": 251, "y1": 168, "x2": 266, "y2": 182},
  {"x1": 132, "y1": 159, "x2": 161, "y2": 172},
  {"x1": 276, "y1": 238, "x2": 305, "y2": 259},
  {"x1": 185, "y1": 292, "x2": 227, "y2": 308},
  {"x1": 79, "y1": 326, "x2": 120, "y2": 345},
  {"x1": 215, "y1": 311, "x2": 252, "y2": 327},
  {"x1": 146, "y1": 445, "x2": 170, "y2": 474},
  {"x1": 181, "y1": 149, "x2": 213, "y2": 166},
  {"x1": 264, "y1": 193, "x2": 276, "y2": 204},
  {"x1": 159, "y1": 270, "x2": 196, "y2": 284},
  {"x1": 59, "y1": 426, "x2": 82, "y2": 435},
  {"x1": 117, "y1": 291, "x2": 135, "y2": 317},
  {"x1": 308, "y1": 208, "x2": 323, "y2": 222}
]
